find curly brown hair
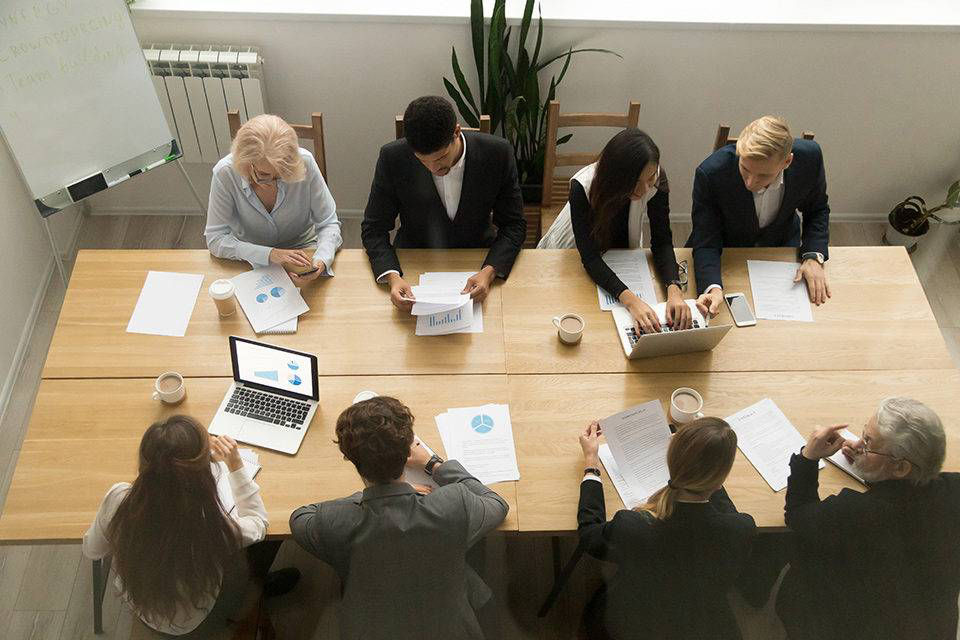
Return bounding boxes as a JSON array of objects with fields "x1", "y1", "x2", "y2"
[{"x1": 336, "y1": 396, "x2": 415, "y2": 484}]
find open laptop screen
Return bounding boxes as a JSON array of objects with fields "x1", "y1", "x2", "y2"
[{"x1": 230, "y1": 336, "x2": 318, "y2": 401}]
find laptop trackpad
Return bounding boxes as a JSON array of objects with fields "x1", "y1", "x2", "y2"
[{"x1": 238, "y1": 419, "x2": 281, "y2": 446}]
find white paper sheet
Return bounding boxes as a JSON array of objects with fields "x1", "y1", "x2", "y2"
[
  {"x1": 415, "y1": 272, "x2": 484, "y2": 334},
  {"x1": 746, "y1": 260, "x2": 813, "y2": 322},
  {"x1": 598, "y1": 443, "x2": 643, "y2": 508},
  {"x1": 409, "y1": 286, "x2": 471, "y2": 316},
  {"x1": 213, "y1": 448, "x2": 262, "y2": 515},
  {"x1": 600, "y1": 400, "x2": 672, "y2": 502},
  {"x1": 435, "y1": 404, "x2": 519, "y2": 484},
  {"x1": 596, "y1": 249, "x2": 659, "y2": 311},
  {"x1": 403, "y1": 435, "x2": 440, "y2": 491},
  {"x1": 232, "y1": 265, "x2": 309, "y2": 333},
  {"x1": 826, "y1": 428, "x2": 866, "y2": 484},
  {"x1": 126, "y1": 271, "x2": 203, "y2": 337},
  {"x1": 415, "y1": 298, "x2": 474, "y2": 335},
  {"x1": 725, "y1": 398, "x2": 823, "y2": 492}
]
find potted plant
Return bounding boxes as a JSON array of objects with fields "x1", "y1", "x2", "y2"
[
  {"x1": 443, "y1": 0, "x2": 619, "y2": 204},
  {"x1": 883, "y1": 180, "x2": 960, "y2": 252}
]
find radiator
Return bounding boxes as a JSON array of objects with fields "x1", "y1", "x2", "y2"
[{"x1": 143, "y1": 44, "x2": 266, "y2": 163}]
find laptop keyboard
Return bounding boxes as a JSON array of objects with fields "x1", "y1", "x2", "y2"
[
  {"x1": 224, "y1": 387, "x2": 310, "y2": 430},
  {"x1": 625, "y1": 320, "x2": 702, "y2": 345}
]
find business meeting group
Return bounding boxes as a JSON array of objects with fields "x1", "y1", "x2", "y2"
[{"x1": 79, "y1": 96, "x2": 959, "y2": 640}]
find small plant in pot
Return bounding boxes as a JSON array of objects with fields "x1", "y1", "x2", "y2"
[{"x1": 883, "y1": 180, "x2": 960, "y2": 252}]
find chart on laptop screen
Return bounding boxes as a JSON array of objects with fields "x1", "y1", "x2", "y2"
[{"x1": 235, "y1": 341, "x2": 314, "y2": 397}]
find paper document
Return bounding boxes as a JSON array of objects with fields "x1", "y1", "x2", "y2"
[
  {"x1": 435, "y1": 404, "x2": 519, "y2": 484},
  {"x1": 414, "y1": 272, "x2": 484, "y2": 335},
  {"x1": 596, "y1": 249, "x2": 659, "y2": 311},
  {"x1": 598, "y1": 443, "x2": 643, "y2": 508},
  {"x1": 403, "y1": 435, "x2": 440, "y2": 490},
  {"x1": 409, "y1": 286, "x2": 470, "y2": 316},
  {"x1": 826, "y1": 428, "x2": 866, "y2": 484},
  {"x1": 600, "y1": 400, "x2": 672, "y2": 503},
  {"x1": 725, "y1": 398, "x2": 823, "y2": 492},
  {"x1": 747, "y1": 260, "x2": 813, "y2": 322},
  {"x1": 232, "y1": 265, "x2": 309, "y2": 333},
  {"x1": 126, "y1": 271, "x2": 203, "y2": 337},
  {"x1": 213, "y1": 448, "x2": 262, "y2": 515}
]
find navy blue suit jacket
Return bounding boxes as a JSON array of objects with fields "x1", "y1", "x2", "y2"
[{"x1": 685, "y1": 139, "x2": 830, "y2": 293}]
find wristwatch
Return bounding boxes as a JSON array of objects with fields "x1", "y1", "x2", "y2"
[
  {"x1": 667, "y1": 279, "x2": 684, "y2": 290},
  {"x1": 424, "y1": 454, "x2": 445, "y2": 476},
  {"x1": 583, "y1": 467, "x2": 602, "y2": 478},
  {"x1": 801, "y1": 252, "x2": 825, "y2": 264}
]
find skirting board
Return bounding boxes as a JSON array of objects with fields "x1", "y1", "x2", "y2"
[
  {"x1": 88, "y1": 207, "x2": 886, "y2": 222},
  {"x1": 0, "y1": 211, "x2": 85, "y2": 428}
]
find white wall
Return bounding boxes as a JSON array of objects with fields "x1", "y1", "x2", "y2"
[
  {"x1": 89, "y1": 13, "x2": 960, "y2": 220},
  {"x1": 0, "y1": 139, "x2": 80, "y2": 419}
]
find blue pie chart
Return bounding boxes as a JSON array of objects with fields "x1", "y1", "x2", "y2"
[
  {"x1": 287, "y1": 360, "x2": 299, "y2": 370},
  {"x1": 289, "y1": 374, "x2": 302, "y2": 386},
  {"x1": 471, "y1": 414, "x2": 494, "y2": 434},
  {"x1": 270, "y1": 286, "x2": 284, "y2": 298},
  {"x1": 255, "y1": 293, "x2": 268, "y2": 303}
]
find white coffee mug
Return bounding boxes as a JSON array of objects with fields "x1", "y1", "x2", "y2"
[
  {"x1": 552, "y1": 313, "x2": 585, "y2": 344},
  {"x1": 209, "y1": 279, "x2": 237, "y2": 317},
  {"x1": 153, "y1": 371, "x2": 186, "y2": 404},
  {"x1": 352, "y1": 390, "x2": 379, "y2": 404},
  {"x1": 670, "y1": 387, "x2": 704, "y2": 425}
]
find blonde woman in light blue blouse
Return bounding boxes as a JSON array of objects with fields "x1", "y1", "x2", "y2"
[{"x1": 205, "y1": 114, "x2": 342, "y2": 284}]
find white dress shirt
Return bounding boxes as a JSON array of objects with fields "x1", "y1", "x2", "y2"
[
  {"x1": 82, "y1": 466, "x2": 268, "y2": 635},
  {"x1": 704, "y1": 170, "x2": 785, "y2": 294},
  {"x1": 377, "y1": 133, "x2": 467, "y2": 283}
]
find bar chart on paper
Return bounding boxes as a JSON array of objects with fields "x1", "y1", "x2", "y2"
[
  {"x1": 430, "y1": 308, "x2": 463, "y2": 327},
  {"x1": 416, "y1": 297, "x2": 474, "y2": 336}
]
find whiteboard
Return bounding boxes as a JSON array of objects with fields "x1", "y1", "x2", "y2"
[{"x1": 0, "y1": 0, "x2": 175, "y2": 212}]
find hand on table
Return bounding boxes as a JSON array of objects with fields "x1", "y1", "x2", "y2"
[
  {"x1": 579, "y1": 421, "x2": 603, "y2": 467},
  {"x1": 269, "y1": 248, "x2": 312, "y2": 271},
  {"x1": 210, "y1": 435, "x2": 243, "y2": 472},
  {"x1": 665, "y1": 284, "x2": 692, "y2": 330},
  {"x1": 796, "y1": 259, "x2": 831, "y2": 305},
  {"x1": 462, "y1": 265, "x2": 496, "y2": 303},
  {"x1": 695, "y1": 288, "x2": 724, "y2": 318},
  {"x1": 801, "y1": 423, "x2": 849, "y2": 460},
  {"x1": 619, "y1": 290, "x2": 660, "y2": 334},
  {"x1": 387, "y1": 273, "x2": 415, "y2": 311},
  {"x1": 407, "y1": 436, "x2": 433, "y2": 468}
]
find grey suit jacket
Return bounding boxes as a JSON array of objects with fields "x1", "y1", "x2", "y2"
[{"x1": 289, "y1": 461, "x2": 509, "y2": 640}]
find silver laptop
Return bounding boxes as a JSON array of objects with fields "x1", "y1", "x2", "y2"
[
  {"x1": 208, "y1": 336, "x2": 319, "y2": 454},
  {"x1": 612, "y1": 300, "x2": 733, "y2": 360}
]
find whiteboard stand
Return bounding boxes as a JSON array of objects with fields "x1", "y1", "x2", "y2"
[
  {"x1": 42, "y1": 217, "x2": 68, "y2": 287},
  {"x1": 176, "y1": 158, "x2": 207, "y2": 216}
]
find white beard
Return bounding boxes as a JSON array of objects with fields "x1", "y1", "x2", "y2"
[{"x1": 852, "y1": 456, "x2": 887, "y2": 484}]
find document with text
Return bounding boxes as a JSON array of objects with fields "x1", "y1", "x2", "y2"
[
  {"x1": 435, "y1": 403, "x2": 519, "y2": 484},
  {"x1": 598, "y1": 443, "x2": 642, "y2": 508},
  {"x1": 232, "y1": 265, "x2": 309, "y2": 333},
  {"x1": 414, "y1": 272, "x2": 483, "y2": 335},
  {"x1": 597, "y1": 249, "x2": 659, "y2": 311},
  {"x1": 747, "y1": 260, "x2": 813, "y2": 322},
  {"x1": 600, "y1": 400, "x2": 672, "y2": 503}
]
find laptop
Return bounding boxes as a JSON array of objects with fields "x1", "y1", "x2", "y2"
[
  {"x1": 208, "y1": 336, "x2": 319, "y2": 454},
  {"x1": 612, "y1": 300, "x2": 733, "y2": 360}
]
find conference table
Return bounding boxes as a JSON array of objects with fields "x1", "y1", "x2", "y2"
[{"x1": 1, "y1": 247, "x2": 958, "y2": 544}]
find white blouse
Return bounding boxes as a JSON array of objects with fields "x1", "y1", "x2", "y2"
[{"x1": 82, "y1": 466, "x2": 268, "y2": 635}]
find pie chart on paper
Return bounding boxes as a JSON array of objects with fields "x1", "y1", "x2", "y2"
[{"x1": 471, "y1": 414, "x2": 494, "y2": 434}]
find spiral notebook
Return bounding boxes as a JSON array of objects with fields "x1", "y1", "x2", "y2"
[{"x1": 260, "y1": 317, "x2": 297, "y2": 334}]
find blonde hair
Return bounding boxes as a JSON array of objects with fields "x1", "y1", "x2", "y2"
[
  {"x1": 637, "y1": 417, "x2": 737, "y2": 521},
  {"x1": 735, "y1": 116, "x2": 793, "y2": 160},
  {"x1": 231, "y1": 114, "x2": 306, "y2": 183}
]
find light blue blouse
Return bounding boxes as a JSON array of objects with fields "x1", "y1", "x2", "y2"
[{"x1": 204, "y1": 148, "x2": 342, "y2": 271}]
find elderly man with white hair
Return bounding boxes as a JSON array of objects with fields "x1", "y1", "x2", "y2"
[{"x1": 776, "y1": 397, "x2": 959, "y2": 640}]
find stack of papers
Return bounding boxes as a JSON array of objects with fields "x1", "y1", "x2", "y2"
[
  {"x1": 746, "y1": 260, "x2": 813, "y2": 322},
  {"x1": 826, "y1": 428, "x2": 866, "y2": 484},
  {"x1": 232, "y1": 265, "x2": 309, "y2": 334},
  {"x1": 414, "y1": 272, "x2": 483, "y2": 336},
  {"x1": 725, "y1": 398, "x2": 824, "y2": 492},
  {"x1": 596, "y1": 249, "x2": 658, "y2": 311},
  {"x1": 599, "y1": 400, "x2": 673, "y2": 506},
  {"x1": 212, "y1": 448, "x2": 262, "y2": 515},
  {"x1": 435, "y1": 404, "x2": 519, "y2": 484},
  {"x1": 127, "y1": 271, "x2": 204, "y2": 337}
]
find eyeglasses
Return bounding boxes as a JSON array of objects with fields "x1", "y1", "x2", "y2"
[
  {"x1": 251, "y1": 168, "x2": 278, "y2": 186},
  {"x1": 856, "y1": 430, "x2": 918, "y2": 470}
]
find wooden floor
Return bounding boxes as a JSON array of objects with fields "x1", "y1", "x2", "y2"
[{"x1": 0, "y1": 215, "x2": 957, "y2": 640}]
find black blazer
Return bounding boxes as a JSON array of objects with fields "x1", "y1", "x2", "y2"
[
  {"x1": 569, "y1": 170, "x2": 680, "y2": 301},
  {"x1": 578, "y1": 479, "x2": 756, "y2": 640},
  {"x1": 778, "y1": 454, "x2": 960, "y2": 640},
  {"x1": 685, "y1": 139, "x2": 830, "y2": 293},
  {"x1": 360, "y1": 131, "x2": 526, "y2": 279}
]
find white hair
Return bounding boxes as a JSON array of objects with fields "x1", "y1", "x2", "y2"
[{"x1": 874, "y1": 397, "x2": 945, "y2": 485}]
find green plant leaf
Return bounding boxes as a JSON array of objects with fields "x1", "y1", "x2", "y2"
[
  {"x1": 470, "y1": 0, "x2": 485, "y2": 106},
  {"x1": 486, "y1": 0, "x2": 507, "y2": 133},
  {"x1": 451, "y1": 47, "x2": 479, "y2": 116},
  {"x1": 537, "y1": 47, "x2": 621, "y2": 71},
  {"x1": 555, "y1": 48, "x2": 573, "y2": 86},
  {"x1": 557, "y1": 133, "x2": 573, "y2": 145},
  {"x1": 518, "y1": 0, "x2": 535, "y2": 51},
  {"x1": 443, "y1": 78, "x2": 481, "y2": 128},
  {"x1": 531, "y1": 9, "x2": 544, "y2": 67},
  {"x1": 946, "y1": 179, "x2": 960, "y2": 208}
]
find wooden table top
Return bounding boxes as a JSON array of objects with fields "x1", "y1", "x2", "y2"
[
  {"x1": 502, "y1": 247, "x2": 952, "y2": 374},
  {"x1": 42, "y1": 250, "x2": 506, "y2": 379},
  {"x1": 509, "y1": 369, "x2": 960, "y2": 532},
  {"x1": 0, "y1": 375, "x2": 519, "y2": 543}
]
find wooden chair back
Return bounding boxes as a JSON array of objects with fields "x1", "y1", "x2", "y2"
[
  {"x1": 394, "y1": 114, "x2": 491, "y2": 140},
  {"x1": 713, "y1": 123, "x2": 815, "y2": 153},
  {"x1": 227, "y1": 110, "x2": 328, "y2": 182},
  {"x1": 540, "y1": 101, "x2": 642, "y2": 212}
]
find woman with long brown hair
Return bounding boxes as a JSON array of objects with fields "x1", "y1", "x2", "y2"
[
  {"x1": 82, "y1": 415, "x2": 297, "y2": 637},
  {"x1": 577, "y1": 416, "x2": 756, "y2": 639},
  {"x1": 538, "y1": 128, "x2": 691, "y2": 333}
]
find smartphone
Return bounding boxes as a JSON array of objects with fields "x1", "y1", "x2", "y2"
[{"x1": 724, "y1": 292, "x2": 757, "y2": 327}]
